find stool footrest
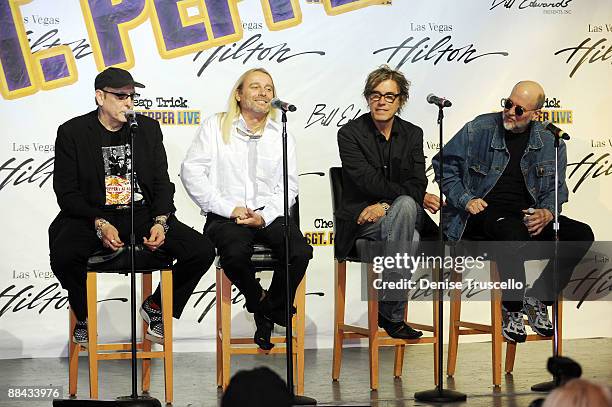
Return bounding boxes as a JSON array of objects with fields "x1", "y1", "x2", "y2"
[
  {"x1": 96, "y1": 343, "x2": 145, "y2": 351},
  {"x1": 231, "y1": 347, "x2": 297, "y2": 355},
  {"x1": 456, "y1": 321, "x2": 492, "y2": 333},
  {"x1": 230, "y1": 336, "x2": 298, "y2": 345},
  {"x1": 97, "y1": 351, "x2": 165, "y2": 360}
]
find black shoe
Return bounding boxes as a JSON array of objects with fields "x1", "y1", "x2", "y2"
[
  {"x1": 383, "y1": 322, "x2": 423, "y2": 339},
  {"x1": 378, "y1": 313, "x2": 423, "y2": 339},
  {"x1": 254, "y1": 312, "x2": 274, "y2": 351}
]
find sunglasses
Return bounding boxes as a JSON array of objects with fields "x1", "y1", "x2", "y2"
[
  {"x1": 102, "y1": 90, "x2": 140, "y2": 100},
  {"x1": 501, "y1": 98, "x2": 538, "y2": 117}
]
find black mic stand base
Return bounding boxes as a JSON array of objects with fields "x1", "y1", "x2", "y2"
[
  {"x1": 414, "y1": 388, "x2": 467, "y2": 403},
  {"x1": 531, "y1": 379, "x2": 558, "y2": 392},
  {"x1": 53, "y1": 395, "x2": 162, "y2": 407},
  {"x1": 293, "y1": 394, "x2": 317, "y2": 405}
]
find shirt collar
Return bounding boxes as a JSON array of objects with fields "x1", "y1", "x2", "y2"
[
  {"x1": 366, "y1": 113, "x2": 399, "y2": 141},
  {"x1": 234, "y1": 114, "x2": 279, "y2": 140}
]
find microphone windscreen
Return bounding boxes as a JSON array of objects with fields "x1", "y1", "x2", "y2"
[{"x1": 270, "y1": 98, "x2": 281, "y2": 109}]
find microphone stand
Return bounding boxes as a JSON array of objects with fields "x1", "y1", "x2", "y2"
[
  {"x1": 280, "y1": 108, "x2": 316, "y2": 405},
  {"x1": 531, "y1": 129, "x2": 564, "y2": 392},
  {"x1": 414, "y1": 105, "x2": 467, "y2": 402},
  {"x1": 55, "y1": 117, "x2": 160, "y2": 407},
  {"x1": 114, "y1": 119, "x2": 161, "y2": 406}
]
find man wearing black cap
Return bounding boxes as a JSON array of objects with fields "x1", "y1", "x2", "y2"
[{"x1": 49, "y1": 67, "x2": 215, "y2": 344}]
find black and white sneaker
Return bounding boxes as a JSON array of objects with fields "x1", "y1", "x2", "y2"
[
  {"x1": 140, "y1": 296, "x2": 164, "y2": 344},
  {"x1": 502, "y1": 305, "x2": 527, "y2": 343},
  {"x1": 523, "y1": 296, "x2": 554, "y2": 337},
  {"x1": 73, "y1": 320, "x2": 88, "y2": 345}
]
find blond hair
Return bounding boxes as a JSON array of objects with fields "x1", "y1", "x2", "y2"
[
  {"x1": 543, "y1": 379, "x2": 612, "y2": 407},
  {"x1": 219, "y1": 68, "x2": 277, "y2": 144}
]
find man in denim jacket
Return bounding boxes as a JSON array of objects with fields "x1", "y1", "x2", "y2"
[{"x1": 433, "y1": 81, "x2": 593, "y2": 343}]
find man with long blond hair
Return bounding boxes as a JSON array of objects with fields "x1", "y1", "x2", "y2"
[{"x1": 181, "y1": 68, "x2": 312, "y2": 350}]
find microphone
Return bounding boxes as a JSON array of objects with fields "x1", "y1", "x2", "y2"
[
  {"x1": 124, "y1": 109, "x2": 138, "y2": 129},
  {"x1": 427, "y1": 93, "x2": 452, "y2": 108},
  {"x1": 542, "y1": 120, "x2": 570, "y2": 140},
  {"x1": 271, "y1": 97, "x2": 297, "y2": 112}
]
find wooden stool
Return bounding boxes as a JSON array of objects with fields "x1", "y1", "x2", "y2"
[
  {"x1": 68, "y1": 247, "x2": 174, "y2": 404},
  {"x1": 332, "y1": 258, "x2": 439, "y2": 390},
  {"x1": 215, "y1": 262, "x2": 307, "y2": 394},
  {"x1": 447, "y1": 261, "x2": 563, "y2": 387},
  {"x1": 328, "y1": 166, "x2": 438, "y2": 390}
]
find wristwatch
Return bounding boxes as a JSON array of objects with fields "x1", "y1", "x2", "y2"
[
  {"x1": 95, "y1": 218, "x2": 109, "y2": 240},
  {"x1": 380, "y1": 202, "x2": 390, "y2": 212},
  {"x1": 154, "y1": 215, "x2": 170, "y2": 233}
]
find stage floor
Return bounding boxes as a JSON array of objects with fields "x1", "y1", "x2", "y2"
[{"x1": 0, "y1": 338, "x2": 610, "y2": 406}]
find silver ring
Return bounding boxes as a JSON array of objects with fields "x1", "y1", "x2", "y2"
[{"x1": 111, "y1": 239, "x2": 116, "y2": 243}]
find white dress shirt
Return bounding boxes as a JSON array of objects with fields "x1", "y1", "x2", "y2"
[{"x1": 180, "y1": 113, "x2": 298, "y2": 227}]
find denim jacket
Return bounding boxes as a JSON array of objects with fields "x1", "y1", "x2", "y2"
[{"x1": 432, "y1": 112, "x2": 568, "y2": 241}]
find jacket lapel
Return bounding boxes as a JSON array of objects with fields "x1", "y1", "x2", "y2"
[
  {"x1": 362, "y1": 115, "x2": 383, "y2": 166},
  {"x1": 85, "y1": 110, "x2": 105, "y2": 191}
]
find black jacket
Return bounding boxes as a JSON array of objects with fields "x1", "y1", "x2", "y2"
[
  {"x1": 50, "y1": 110, "x2": 176, "y2": 224},
  {"x1": 335, "y1": 113, "x2": 427, "y2": 260}
]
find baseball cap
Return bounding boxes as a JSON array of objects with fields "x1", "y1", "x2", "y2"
[{"x1": 94, "y1": 67, "x2": 145, "y2": 90}]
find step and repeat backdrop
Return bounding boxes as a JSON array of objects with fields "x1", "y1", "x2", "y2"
[{"x1": 1, "y1": 0, "x2": 611, "y2": 359}]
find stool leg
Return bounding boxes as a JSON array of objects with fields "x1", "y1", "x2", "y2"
[
  {"x1": 295, "y1": 277, "x2": 306, "y2": 395},
  {"x1": 68, "y1": 309, "x2": 79, "y2": 397},
  {"x1": 332, "y1": 260, "x2": 346, "y2": 381},
  {"x1": 447, "y1": 269, "x2": 462, "y2": 377},
  {"x1": 367, "y1": 264, "x2": 379, "y2": 391},
  {"x1": 432, "y1": 268, "x2": 444, "y2": 386},
  {"x1": 161, "y1": 269, "x2": 173, "y2": 404},
  {"x1": 505, "y1": 342, "x2": 517, "y2": 373},
  {"x1": 293, "y1": 346, "x2": 298, "y2": 394},
  {"x1": 393, "y1": 304, "x2": 408, "y2": 378},
  {"x1": 86, "y1": 272, "x2": 99, "y2": 399},
  {"x1": 555, "y1": 296, "x2": 563, "y2": 356},
  {"x1": 216, "y1": 267, "x2": 223, "y2": 388},
  {"x1": 220, "y1": 268, "x2": 232, "y2": 390},
  {"x1": 393, "y1": 346, "x2": 405, "y2": 379},
  {"x1": 490, "y1": 264, "x2": 502, "y2": 387},
  {"x1": 141, "y1": 273, "x2": 152, "y2": 394},
  {"x1": 433, "y1": 275, "x2": 440, "y2": 386}
]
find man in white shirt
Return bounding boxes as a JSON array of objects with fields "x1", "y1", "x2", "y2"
[{"x1": 181, "y1": 68, "x2": 312, "y2": 350}]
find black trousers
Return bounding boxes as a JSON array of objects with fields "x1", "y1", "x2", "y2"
[
  {"x1": 204, "y1": 214, "x2": 313, "y2": 313},
  {"x1": 463, "y1": 208, "x2": 594, "y2": 311},
  {"x1": 49, "y1": 207, "x2": 215, "y2": 321}
]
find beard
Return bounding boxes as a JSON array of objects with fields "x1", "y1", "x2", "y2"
[
  {"x1": 243, "y1": 98, "x2": 270, "y2": 115},
  {"x1": 503, "y1": 114, "x2": 530, "y2": 133}
]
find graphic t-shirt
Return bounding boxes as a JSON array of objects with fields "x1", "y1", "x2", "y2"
[{"x1": 98, "y1": 121, "x2": 145, "y2": 207}]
